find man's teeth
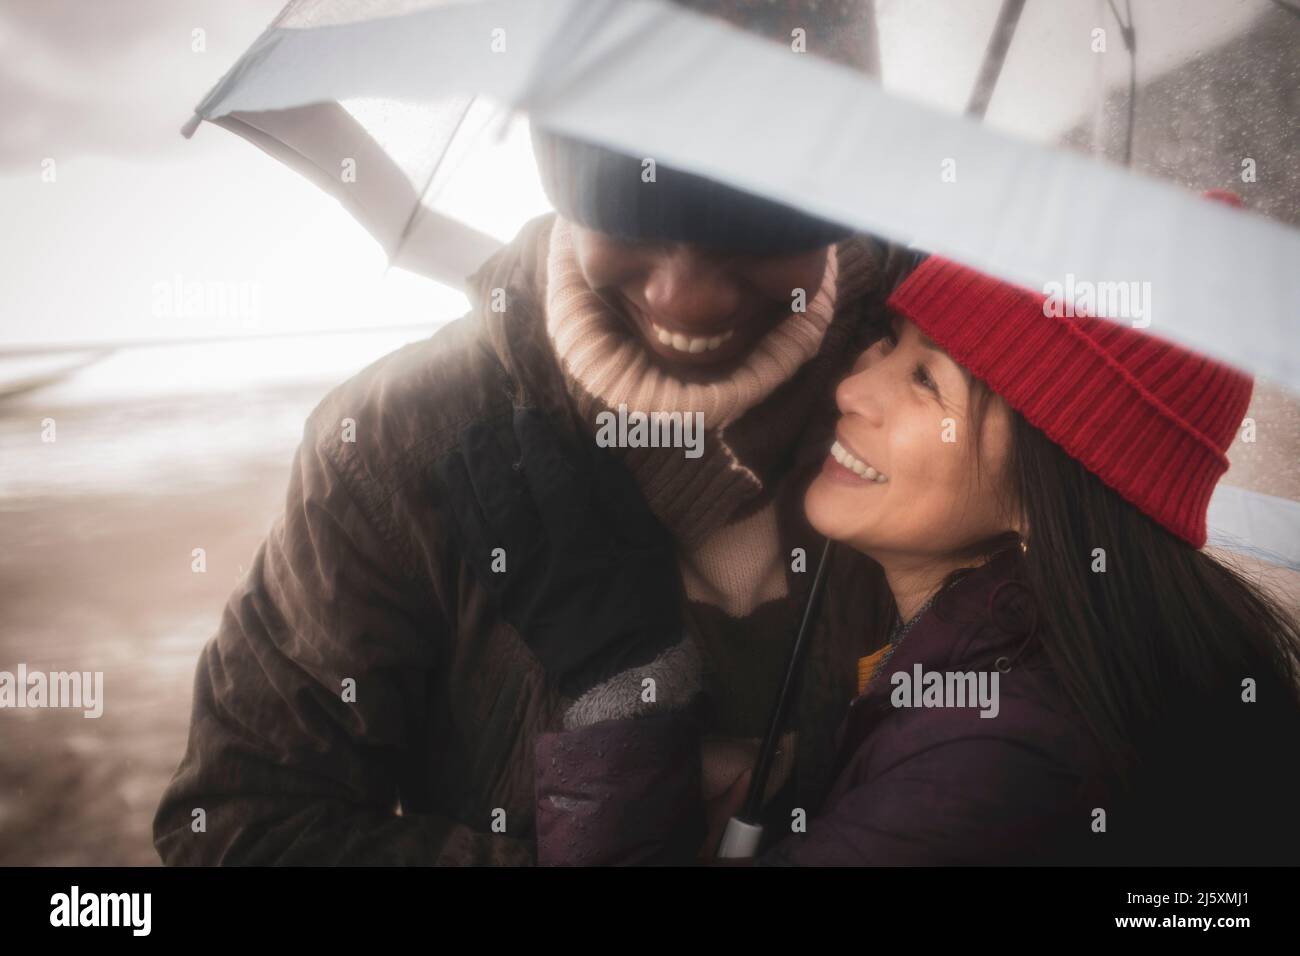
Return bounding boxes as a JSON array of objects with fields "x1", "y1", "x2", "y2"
[
  {"x1": 652, "y1": 321, "x2": 735, "y2": 354},
  {"x1": 830, "y1": 440, "x2": 888, "y2": 483}
]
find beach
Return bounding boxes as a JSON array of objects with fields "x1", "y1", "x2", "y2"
[{"x1": 0, "y1": 332, "x2": 425, "y2": 865}]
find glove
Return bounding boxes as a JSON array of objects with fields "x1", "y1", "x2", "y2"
[{"x1": 434, "y1": 407, "x2": 685, "y2": 701}]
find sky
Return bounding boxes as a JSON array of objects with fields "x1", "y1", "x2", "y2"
[{"x1": 0, "y1": 0, "x2": 467, "y2": 353}]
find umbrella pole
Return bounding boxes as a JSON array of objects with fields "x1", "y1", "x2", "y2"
[
  {"x1": 965, "y1": 0, "x2": 1028, "y2": 119},
  {"x1": 1106, "y1": 0, "x2": 1138, "y2": 166},
  {"x1": 717, "y1": 538, "x2": 834, "y2": 859}
]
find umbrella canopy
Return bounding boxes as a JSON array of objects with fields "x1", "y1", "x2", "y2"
[
  {"x1": 182, "y1": 0, "x2": 1299, "y2": 385},
  {"x1": 181, "y1": 0, "x2": 1300, "y2": 569}
]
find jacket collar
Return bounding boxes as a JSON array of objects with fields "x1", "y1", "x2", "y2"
[
  {"x1": 463, "y1": 211, "x2": 582, "y2": 429},
  {"x1": 866, "y1": 546, "x2": 1039, "y2": 696},
  {"x1": 827, "y1": 546, "x2": 1041, "y2": 783}
]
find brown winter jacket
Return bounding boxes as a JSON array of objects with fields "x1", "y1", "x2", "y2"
[{"x1": 152, "y1": 210, "x2": 910, "y2": 865}]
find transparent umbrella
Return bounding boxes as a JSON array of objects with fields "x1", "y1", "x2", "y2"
[
  {"x1": 182, "y1": 0, "x2": 1300, "y2": 381},
  {"x1": 181, "y1": 0, "x2": 1300, "y2": 860}
]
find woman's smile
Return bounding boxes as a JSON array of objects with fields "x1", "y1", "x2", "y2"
[
  {"x1": 827, "y1": 436, "x2": 889, "y2": 483},
  {"x1": 805, "y1": 315, "x2": 1020, "y2": 567}
]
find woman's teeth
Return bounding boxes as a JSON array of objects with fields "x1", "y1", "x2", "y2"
[
  {"x1": 830, "y1": 440, "x2": 888, "y2": 483},
  {"x1": 651, "y1": 321, "x2": 735, "y2": 354}
]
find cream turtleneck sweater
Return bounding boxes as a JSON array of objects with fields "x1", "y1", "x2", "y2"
[{"x1": 542, "y1": 214, "x2": 842, "y2": 803}]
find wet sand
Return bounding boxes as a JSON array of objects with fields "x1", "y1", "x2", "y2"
[{"x1": 0, "y1": 388, "x2": 316, "y2": 865}]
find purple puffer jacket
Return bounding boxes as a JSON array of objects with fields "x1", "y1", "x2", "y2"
[{"x1": 533, "y1": 548, "x2": 1116, "y2": 866}]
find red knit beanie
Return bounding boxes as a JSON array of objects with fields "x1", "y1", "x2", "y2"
[{"x1": 885, "y1": 258, "x2": 1253, "y2": 549}]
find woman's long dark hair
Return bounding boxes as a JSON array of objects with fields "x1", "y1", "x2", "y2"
[
  {"x1": 850, "y1": 255, "x2": 1300, "y2": 859},
  {"x1": 948, "y1": 379, "x2": 1300, "y2": 861}
]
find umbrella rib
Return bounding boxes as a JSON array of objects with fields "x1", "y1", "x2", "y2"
[
  {"x1": 1265, "y1": 0, "x2": 1300, "y2": 21},
  {"x1": 388, "y1": 96, "x2": 479, "y2": 274},
  {"x1": 965, "y1": 0, "x2": 1027, "y2": 119},
  {"x1": 1106, "y1": 0, "x2": 1138, "y2": 166}
]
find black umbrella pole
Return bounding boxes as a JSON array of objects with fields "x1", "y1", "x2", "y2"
[{"x1": 717, "y1": 538, "x2": 833, "y2": 859}]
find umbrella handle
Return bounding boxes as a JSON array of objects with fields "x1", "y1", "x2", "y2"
[
  {"x1": 731, "y1": 538, "x2": 835, "y2": 848},
  {"x1": 717, "y1": 816, "x2": 764, "y2": 859}
]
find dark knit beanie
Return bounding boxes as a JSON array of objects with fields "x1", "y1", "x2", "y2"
[{"x1": 530, "y1": 0, "x2": 877, "y2": 255}]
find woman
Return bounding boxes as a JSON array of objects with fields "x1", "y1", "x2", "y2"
[{"x1": 520, "y1": 251, "x2": 1300, "y2": 866}]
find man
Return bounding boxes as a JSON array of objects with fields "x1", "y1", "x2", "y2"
[{"x1": 153, "y1": 0, "x2": 908, "y2": 865}]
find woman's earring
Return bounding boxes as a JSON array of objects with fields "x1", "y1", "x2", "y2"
[{"x1": 1018, "y1": 535, "x2": 1028, "y2": 554}]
